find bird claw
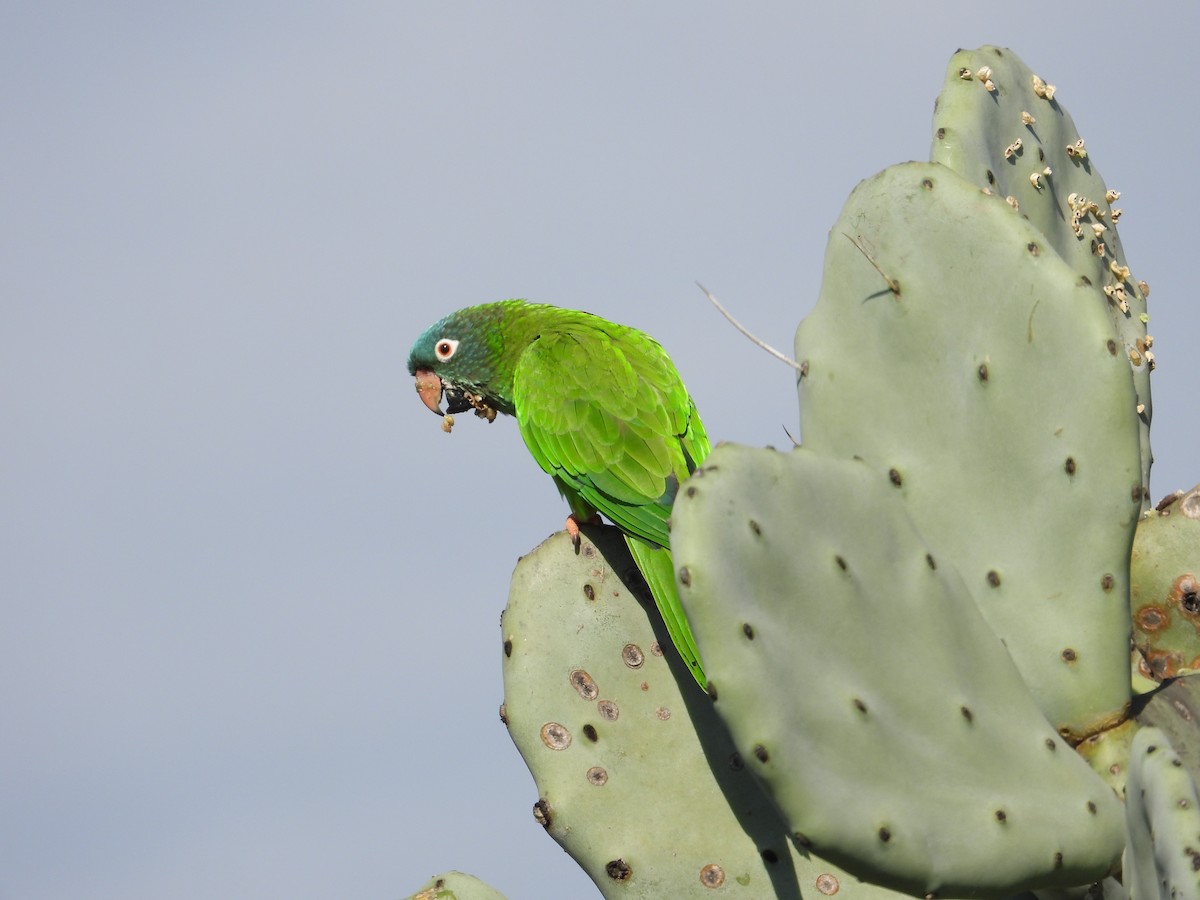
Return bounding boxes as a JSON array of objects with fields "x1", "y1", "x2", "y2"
[{"x1": 565, "y1": 513, "x2": 602, "y2": 546}]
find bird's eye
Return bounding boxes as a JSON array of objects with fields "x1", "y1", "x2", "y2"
[{"x1": 434, "y1": 338, "x2": 459, "y2": 361}]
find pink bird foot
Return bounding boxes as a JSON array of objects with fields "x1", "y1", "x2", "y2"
[{"x1": 565, "y1": 512, "x2": 602, "y2": 545}]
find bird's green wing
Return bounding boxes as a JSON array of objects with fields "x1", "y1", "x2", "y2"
[
  {"x1": 512, "y1": 321, "x2": 708, "y2": 548},
  {"x1": 512, "y1": 317, "x2": 709, "y2": 687}
]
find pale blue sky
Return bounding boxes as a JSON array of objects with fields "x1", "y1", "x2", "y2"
[{"x1": 2, "y1": 3, "x2": 1196, "y2": 898}]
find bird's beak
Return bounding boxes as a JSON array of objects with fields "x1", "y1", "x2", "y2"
[{"x1": 413, "y1": 369, "x2": 445, "y2": 415}]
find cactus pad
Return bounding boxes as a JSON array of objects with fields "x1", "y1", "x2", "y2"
[
  {"x1": 931, "y1": 45, "x2": 1152, "y2": 494},
  {"x1": 502, "y1": 526, "x2": 914, "y2": 900},
  {"x1": 1123, "y1": 727, "x2": 1200, "y2": 900},
  {"x1": 793, "y1": 159, "x2": 1141, "y2": 737},
  {"x1": 670, "y1": 445, "x2": 1125, "y2": 897},
  {"x1": 404, "y1": 871, "x2": 510, "y2": 900},
  {"x1": 1131, "y1": 485, "x2": 1200, "y2": 680}
]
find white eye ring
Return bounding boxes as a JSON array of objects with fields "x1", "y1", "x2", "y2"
[{"x1": 434, "y1": 338, "x2": 459, "y2": 361}]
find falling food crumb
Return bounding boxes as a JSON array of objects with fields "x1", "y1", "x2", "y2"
[
  {"x1": 465, "y1": 392, "x2": 499, "y2": 423},
  {"x1": 442, "y1": 414, "x2": 456, "y2": 433}
]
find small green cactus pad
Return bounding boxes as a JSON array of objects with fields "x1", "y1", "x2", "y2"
[
  {"x1": 502, "y1": 526, "x2": 912, "y2": 900},
  {"x1": 670, "y1": 445, "x2": 1126, "y2": 897},
  {"x1": 793, "y1": 159, "x2": 1141, "y2": 738},
  {"x1": 931, "y1": 45, "x2": 1152, "y2": 495},
  {"x1": 1131, "y1": 485, "x2": 1200, "y2": 680},
  {"x1": 1136, "y1": 676, "x2": 1200, "y2": 788},
  {"x1": 1123, "y1": 727, "x2": 1200, "y2": 900},
  {"x1": 404, "y1": 871, "x2": 510, "y2": 900}
]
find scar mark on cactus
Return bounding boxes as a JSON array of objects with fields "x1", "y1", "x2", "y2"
[
  {"x1": 742, "y1": 623, "x2": 755, "y2": 640},
  {"x1": 1086, "y1": 801, "x2": 1097, "y2": 815},
  {"x1": 570, "y1": 669, "x2": 599, "y2": 701},
  {"x1": 1101, "y1": 573, "x2": 1115, "y2": 592},
  {"x1": 753, "y1": 744, "x2": 770, "y2": 763},
  {"x1": 605, "y1": 859, "x2": 631, "y2": 882},
  {"x1": 621, "y1": 643, "x2": 645, "y2": 668},
  {"x1": 748, "y1": 519, "x2": 762, "y2": 536},
  {"x1": 700, "y1": 863, "x2": 725, "y2": 888},
  {"x1": 1061, "y1": 648, "x2": 1078, "y2": 664},
  {"x1": 533, "y1": 798, "x2": 552, "y2": 828},
  {"x1": 504, "y1": 639, "x2": 513, "y2": 657},
  {"x1": 540, "y1": 722, "x2": 572, "y2": 750},
  {"x1": 994, "y1": 809, "x2": 1008, "y2": 823},
  {"x1": 1172, "y1": 575, "x2": 1200, "y2": 617},
  {"x1": 815, "y1": 873, "x2": 840, "y2": 895},
  {"x1": 678, "y1": 566, "x2": 692, "y2": 587},
  {"x1": 582, "y1": 583, "x2": 595, "y2": 601},
  {"x1": 1027, "y1": 241, "x2": 1040, "y2": 256},
  {"x1": 1135, "y1": 606, "x2": 1169, "y2": 633},
  {"x1": 986, "y1": 570, "x2": 1002, "y2": 587},
  {"x1": 977, "y1": 363, "x2": 989, "y2": 383},
  {"x1": 888, "y1": 468, "x2": 903, "y2": 486},
  {"x1": 597, "y1": 700, "x2": 618, "y2": 721},
  {"x1": 586, "y1": 766, "x2": 607, "y2": 786},
  {"x1": 1064, "y1": 457, "x2": 1076, "y2": 476},
  {"x1": 1107, "y1": 339, "x2": 1118, "y2": 356},
  {"x1": 1046, "y1": 738, "x2": 1057, "y2": 751}
]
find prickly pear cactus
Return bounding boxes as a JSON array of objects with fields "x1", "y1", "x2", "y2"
[
  {"x1": 404, "y1": 871, "x2": 510, "y2": 900},
  {"x1": 411, "y1": 44, "x2": 1199, "y2": 900},
  {"x1": 793, "y1": 156, "x2": 1142, "y2": 739},
  {"x1": 1131, "y1": 484, "x2": 1200, "y2": 680},
  {"x1": 931, "y1": 45, "x2": 1152, "y2": 496},
  {"x1": 502, "y1": 526, "x2": 913, "y2": 900},
  {"x1": 669, "y1": 445, "x2": 1126, "y2": 897},
  {"x1": 1123, "y1": 727, "x2": 1200, "y2": 900}
]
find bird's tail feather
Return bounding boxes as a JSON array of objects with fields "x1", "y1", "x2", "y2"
[{"x1": 624, "y1": 537, "x2": 706, "y2": 689}]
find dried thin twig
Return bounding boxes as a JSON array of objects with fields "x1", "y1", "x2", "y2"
[{"x1": 695, "y1": 282, "x2": 805, "y2": 371}]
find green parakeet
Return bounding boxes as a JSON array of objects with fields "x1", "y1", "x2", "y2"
[{"x1": 407, "y1": 299, "x2": 709, "y2": 688}]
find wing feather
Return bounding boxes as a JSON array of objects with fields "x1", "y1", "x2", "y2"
[{"x1": 513, "y1": 317, "x2": 708, "y2": 549}]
